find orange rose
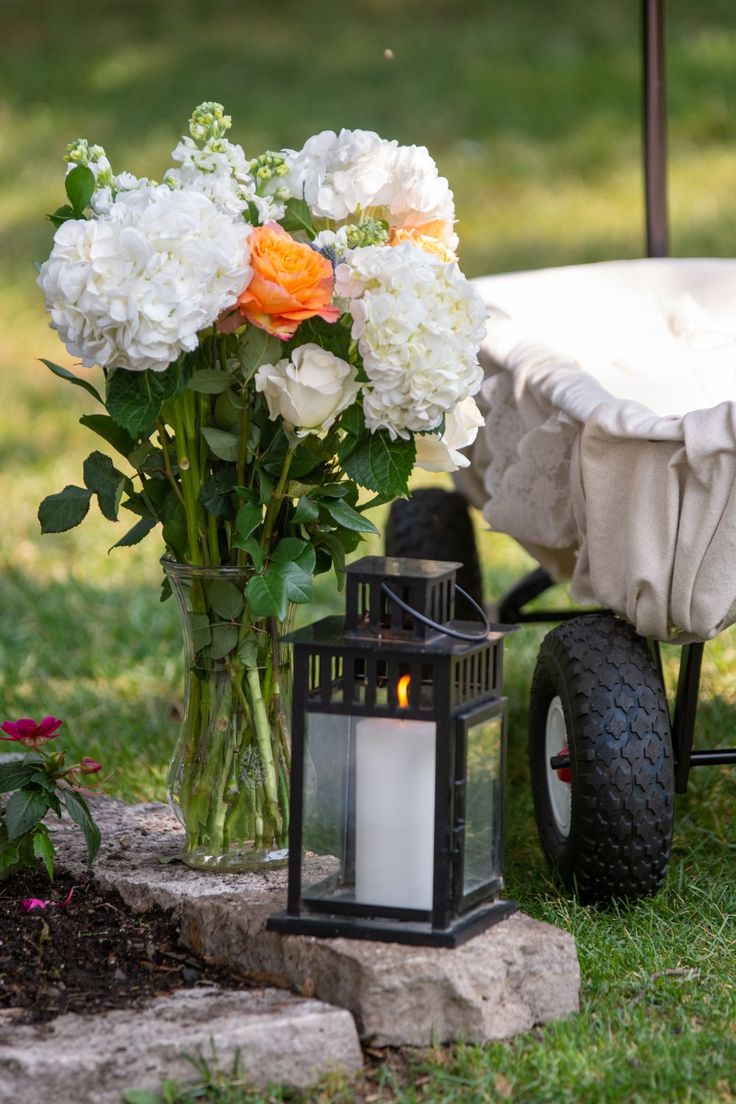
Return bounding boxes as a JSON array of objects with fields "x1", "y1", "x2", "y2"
[
  {"x1": 388, "y1": 222, "x2": 458, "y2": 264},
  {"x1": 237, "y1": 223, "x2": 340, "y2": 340}
]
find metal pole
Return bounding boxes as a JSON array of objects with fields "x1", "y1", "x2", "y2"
[{"x1": 642, "y1": 0, "x2": 669, "y2": 257}]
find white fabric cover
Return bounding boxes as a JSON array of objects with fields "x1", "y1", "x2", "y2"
[{"x1": 456, "y1": 258, "x2": 736, "y2": 643}]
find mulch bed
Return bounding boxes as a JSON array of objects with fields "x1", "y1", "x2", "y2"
[{"x1": 0, "y1": 870, "x2": 250, "y2": 1024}]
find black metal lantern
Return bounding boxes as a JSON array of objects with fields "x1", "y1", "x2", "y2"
[{"x1": 267, "y1": 556, "x2": 516, "y2": 947}]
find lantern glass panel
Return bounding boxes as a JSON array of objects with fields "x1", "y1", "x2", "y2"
[
  {"x1": 301, "y1": 710, "x2": 438, "y2": 915},
  {"x1": 462, "y1": 709, "x2": 504, "y2": 900},
  {"x1": 301, "y1": 712, "x2": 352, "y2": 897}
]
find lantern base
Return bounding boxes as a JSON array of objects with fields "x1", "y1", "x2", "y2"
[{"x1": 266, "y1": 898, "x2": 517, "y2": 948}]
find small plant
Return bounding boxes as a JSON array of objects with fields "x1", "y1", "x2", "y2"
[
  {"x1": 123, "y1": 1047, "x2": 274, "y2": 1104},
  {"x1": 0, "y1": 715, "x2": 102, "y2": 879}
]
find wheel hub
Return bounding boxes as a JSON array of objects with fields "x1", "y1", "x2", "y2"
[{"x1": 545, "y1": 696, "x2": 572, "y2": 837}]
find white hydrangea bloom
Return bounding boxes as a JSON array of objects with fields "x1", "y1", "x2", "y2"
[
  {"x1": 284, "y1": 129, "x2": 396, "y2": 221},
  {"x1": 284, "y1": 128, "x2": 456, "y2": 243},
  {"x1": 38, "y1": 185, "x2": 251, "y2": 373},
  {"x1": 335, "y1": 243, "x2": 486, "y2": 439},
  {"x1": 374, "y1": 143, "x2": 457, "y2": 248}
]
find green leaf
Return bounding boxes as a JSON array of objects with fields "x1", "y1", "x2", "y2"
[
  {"x1": 323, "y1": 498, "x2": 380, "y2": 534},
  {"x1": 41, "y1": 359, "x2": 103, "y2": 404},
  {"x1": 232, "y1": 535, "x2": 264, "y2": 570},
  {"x1": 237, "y1": 327, "x2": 281, "y2": 383},
  {"x1": 208, "y1": 579, "x2": 245, "y2": 620},
  {"x1": 162, "y1": 513, "x2": 187, "y2": 560},
  {"x1": 261, "y1": 431, "x2": 321, "y2": 479},
  {"x1": 32, "y1": 826, "x2": 55, "y2": 880},
  {"x1": 339, "y1": 401, "x2": 365, "y2": 437},
  {"x1": 340, "y1": 431, "x2": 415, "y2": 496},
  {"x1": 110, "y1": 516, "x2": 157, "y2": 550},
  {"x1": 127, "y1": 441, "x2": 162, "y2": 474},
  {"x1": 188, "y1": 369, "x2": 234, "y2": 394},
  {"x1": 123, "y1": 1091, "x2": 162, "y2": 1104},
  {"x1": 5, "y1": 789, "x2": 50, "y2": 841},
  {"x1": 258, "y1": 469, "x2": 274, "y2": 505},
  {"x1": 280, "y1": 564, "x2": 313, "y2": 604},
  {"x1": 270, "y1": 537, "x2": 315, "y2": 575},
  {"x1": 62, "y1": 789, "x2": 101, "y2": 864},
  {"x1": 313, "y1": 483, "x2": 351, "y2": 498},
  {"x1": 293, "y1": 496, "x2": 319, "y2": 524},
  {"x1": 79, "y1": 414, "x2": 137, "y2": 459},
  {"x1": 317, "y1": 533, "x2": 346, "y2": 584},
  {"x1": 246, "y1": 571, "x2": 288, "y2": 620},
  {"x1": 47, "y1": 204, "x2": 76, "y2": 228},
  {"x1": 235, "y1": 503, "x2": 263, "y2": 541},
  {"x1": 285, "y1": 316, "x2": 350, "y2": 361},
  {"x1": 0, "y1": 759, "x2": 41, "y2": 793},
  {"x1": 237, "y1": 635, "x2": 259, "y2": 667},
  {"x1": 209, "y1": 623, "x2": 239, "y2": 660},
  {"x1": 83, "y1": 451, "x2": 127, "y2": 521},
  {"x1": 201, "y1": 427, "x2": 240, "y2": 462},
  {"x1": 187, "y1": 612, "x2": 211, "y2": 653},
  {"x1": 200, "y1": 468, "x2": 237, "y2": 518},
  {"x1": 107, "y1": 360, "x2": 191, "y2": 437},
  {"x1": 38, "y1": 485, "x2": 93, "y2": 533},
  {"x1": 279, "y1": 196, "x2": 316, "y2": 240},
  {"x1": 65, "y1": 164, "x2": 95, "y2": 215}
]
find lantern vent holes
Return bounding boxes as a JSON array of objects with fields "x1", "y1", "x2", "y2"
[{"x1": 454, "y1": 649, "x2": 496, "y2": 708}]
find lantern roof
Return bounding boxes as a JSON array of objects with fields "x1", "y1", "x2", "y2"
[
  {"x1": 285, "y1": 614, "x2": 512, "y2": 655},
  {"x1": 345, "y1": 556, "x2": 462, "y2": 581}
]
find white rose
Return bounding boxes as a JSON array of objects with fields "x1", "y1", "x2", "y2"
[
  {"x1": 414, "y1": 397, "x2": 484, "y2": 473},
  {"x1": 255, "y1": 343, "x2": 360, "y2": 436}
]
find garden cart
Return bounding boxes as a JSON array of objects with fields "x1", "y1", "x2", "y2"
[{"x1": 386, "y1": 1, "x2": 736, "y2": 903}]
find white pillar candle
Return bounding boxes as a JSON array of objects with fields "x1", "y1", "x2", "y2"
[{"x1": 354, "y1": 716, "x2": 436, "y2": 910}]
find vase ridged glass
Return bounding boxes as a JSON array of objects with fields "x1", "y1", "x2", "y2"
[{"x1": 163, "y1": 559, "x2": 293, "y2": 872}]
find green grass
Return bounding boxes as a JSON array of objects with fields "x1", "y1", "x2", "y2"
[{"x1": 3, "y1": 1, "x2": 736, "y2": 1101}]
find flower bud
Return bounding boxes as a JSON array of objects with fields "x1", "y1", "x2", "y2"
[{"x1": 80, "y1": 757, "x2": 102, "y2": 775}]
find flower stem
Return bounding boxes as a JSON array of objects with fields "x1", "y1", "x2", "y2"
[
  {"x1": 260, "y1": 449, "x2": 295, "y2": 553},
  {"x1": 156, "y1": 420, "x2": 186, "y2": 510}
]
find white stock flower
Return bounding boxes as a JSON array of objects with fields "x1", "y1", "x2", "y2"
[
  {"x1": 90, "y1": 172, "x2": 153, "y2": 216},
  {"x1": 414, "y1": 397, "x2": 485, "y2": 472},
  {"x1": 38, "y1": 185, "x2": 251, "y2": 373},
  {"x1": 166, "y1": 136, "x2": 254, "y2": 220},
  {"x1": 166, "y1": 136, "x2": 288, "y2": 223},
  {"x1": 334, "y1": 243, "x2": 486, "y2": 439},
  {"x1": 255, "y1": 344, "x2": 360, "y2": 436}
]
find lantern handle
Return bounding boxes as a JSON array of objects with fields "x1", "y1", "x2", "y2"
[{"x1": 380, "y1": 582, "x2": 493, "y2": 642}]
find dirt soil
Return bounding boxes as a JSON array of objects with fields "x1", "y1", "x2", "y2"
[{"x1": 0, "y1": 869, "x2": 249, "y2": 1024}]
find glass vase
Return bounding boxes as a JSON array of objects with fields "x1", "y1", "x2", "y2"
[{"x1": 163, "y1": 559, "x2": 293, "y2": 872}]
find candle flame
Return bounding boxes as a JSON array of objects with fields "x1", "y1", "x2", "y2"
[{"x1": 397, "y1": 674, "x2": 411, "y2": 709}]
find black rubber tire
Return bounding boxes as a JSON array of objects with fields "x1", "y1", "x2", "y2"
[
  {"x1": 385, "y1": 488, "x2": 483, "y2": 616},
  {"x1": 529, "y1": 613, "x2": 674, "y2": 903}
]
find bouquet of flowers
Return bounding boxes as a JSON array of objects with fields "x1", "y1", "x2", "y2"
[{"x1": 37, "y1": 103, "x2": 487, "y2": 870}]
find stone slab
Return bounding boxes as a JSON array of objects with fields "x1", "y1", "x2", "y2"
[
  {"x1": 0, "y1": 987, "x2": 363, "y2": 1104},
  {"x1": 51, "y1": 797, "x2": 580, "y2": 1046}
]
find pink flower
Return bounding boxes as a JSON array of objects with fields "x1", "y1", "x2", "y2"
[
  {"x1": 20, "y1": 887, "x2": 75, "y2": 912},
  {"x1": 20, "y1": 897, "x2": 51, "y2": 912},
  {"x1": 79, "y1": 757, "x2": 101, "y2": 775},
  {"x1": 0, "y1": 716, "x2": 63, "y2": 748}
]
